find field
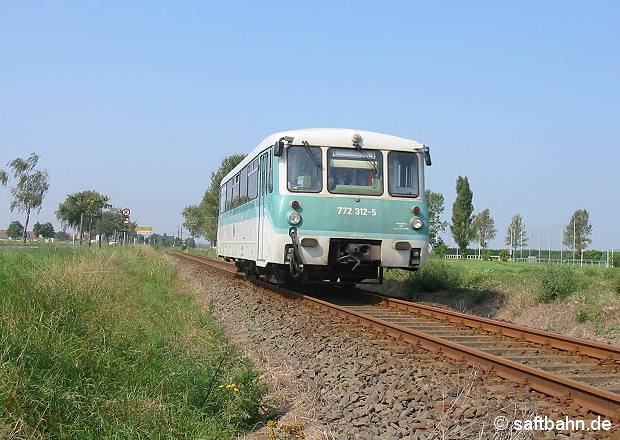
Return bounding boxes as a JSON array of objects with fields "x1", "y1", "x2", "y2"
[
  {"x1": 0, "y1": 246, "x2": 267, "y2": 439},
  {"x1": 388, "y1": 258, "x2": 620, "y2": 344}
]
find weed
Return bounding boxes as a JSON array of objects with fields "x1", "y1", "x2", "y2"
[
  {"x1": 575, "y1": 308, "x2": 589, "y2": 323},
  {"x1": 537, "y1": 265, "x2": 579, "y2": 302},
  {"x1": 266, "y1": 421, "x2": 306, "y2": 439},
  {"x1": 407, "y1": 258, "x2": 464, "y2": 293}
]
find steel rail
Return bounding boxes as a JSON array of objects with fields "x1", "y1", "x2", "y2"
[
  {"x1": 170, "y1": 251, "x2": 620, "y2": 420},
  {"x1": 350, "y1": 288, "x2": 620, "y2": 362}
]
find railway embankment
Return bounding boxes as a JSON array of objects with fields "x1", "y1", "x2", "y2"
[
  {"x1": 370, "y1": 258, "x2": 620, "y2": 346},
  {"x1": 174, "y1": 255, "x2": 617, "y2": 439}
]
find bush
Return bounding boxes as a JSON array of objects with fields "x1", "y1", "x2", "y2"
[
  {"x1": 575, "y1": 308, "x2": 590, "y2": 323},
  {"x1": 481, "y1": 249, "x2": 492, "y2": 261},
  {"x1": 408, "y1": 258, "x2": 463, "y2": 292},
  {"x1": 499, "y1": 249, "x2": 509, "y2": 261},
  {"x1": 433, "y1": 242, "x2": 448, "y2": 258},
  {"x1": 537, "y1": 265, "x2": 579, "y2": 302}
]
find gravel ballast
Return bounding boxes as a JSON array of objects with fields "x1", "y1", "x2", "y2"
[{"x1": 174, "y1": 257, "x2": 616, "y2": 440}]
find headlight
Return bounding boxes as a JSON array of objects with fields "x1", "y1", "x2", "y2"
[
  {"x1": 410, "y1": 217, "x2": 423, "y2": 229},
  {"x1": 288, "y1": 211, "x2": 302, "y2": 225}
]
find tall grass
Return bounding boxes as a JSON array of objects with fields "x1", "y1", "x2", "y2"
[{"x1": 0, "y1": 246, "x2": 267, "y2": 439}]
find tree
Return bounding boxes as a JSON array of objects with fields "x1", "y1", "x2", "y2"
[
  {"x1": 54, "y1": 230, "x2": 71, "y2": 241},
  {"x1": 95, "y1": 209, "x2": 126, "y2": 239},
  {"x1": 471, "y1": 209, "x2": 496, "y2": 255},
  {"x1": 182, "y1": 204, "x2": 206, "y2": 238},
  {"x1": 450, "y1": 176, "x2": 474, "y2": 256},
  {"x1": 505, "y1": 213, "x2": 528, "y2": 256},
  {"x1": 563, "y1": 209, "x2": 592, "y2": 254},
  {"x1": 33, "y1": 221, "x2": 55, "y2": 238},
  {"x1": 56, "y1": 191, "x2": 111, "y2": 243},
  {"x1": 7, "y1": 221, "x2": 24, "y2": 239},
  {"x1": 425, "y1": 189, "x2": 448, "y2": 249},
  {"x1": 0, "y1": 153, "x2": 50, "y2": 242},
  {"x1": 182, "y1": 153, "x2": 246, "y2": 243}
]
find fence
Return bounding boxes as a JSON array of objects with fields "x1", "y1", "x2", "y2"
[{"x1": 443, "y1": 224, "x2": 615, "y2": 267}]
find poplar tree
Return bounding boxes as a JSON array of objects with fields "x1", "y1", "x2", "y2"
[
  {"x1": 471, "y1": 208, "x2": 496, "y2": 254},
  {"x1": 505, "y1": 213, "x2": 528, "y2": 254},
  {"x1": 563, "y1": 209, "x2": 592, "y2": 253},
  {"x1": 450, "y1": 176, "x2": 474, "y2": 256}
]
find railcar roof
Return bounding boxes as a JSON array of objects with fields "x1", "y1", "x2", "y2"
[{"x1": 222, "y1": 128, "x2": 425, "y2": 184}]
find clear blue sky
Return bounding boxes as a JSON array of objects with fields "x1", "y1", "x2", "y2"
[{"x1": 1, "y1": 1, "x2": 618, "y2": 249}]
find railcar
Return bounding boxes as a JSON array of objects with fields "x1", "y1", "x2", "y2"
[{"x1": 217, "y1": 128, "x2": 432, "y2": 284}]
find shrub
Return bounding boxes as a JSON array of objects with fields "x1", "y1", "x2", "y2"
[
  {"x1": 499, "y1": 250, "x2": 509, "y2": 261},
  {"x1": 575, "y1": 308, "x2": 590, "y2": 323},
  {"x1": 481, "y1": 249, "x2": 492, "y2": 261},
  {"x1": 408, "y1": 258, "x2": 463, "y2": 292},
  {"x1": 537, "y1": 265, "x2": 579, "y2": 302},
  {"x1": 433, "y1": 242, "x2": 448, "y2": 258}
]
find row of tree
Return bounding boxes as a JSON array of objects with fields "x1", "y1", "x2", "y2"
[
  {"x1": 55, "y1": 190, "x2": 137, "y2": 244},
  {"x1": 429, "y1": 176, "x2": 593, "y2": 255},
  {"x1": 1, "y1": 153, "x2": 136, "y2": 244},
  {"x1": 5, "y1": 220, "x2": 57, "y2": 240}
]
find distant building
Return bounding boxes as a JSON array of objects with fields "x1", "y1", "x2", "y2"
[{"x1": 0, "y1": 230, "x2": 38, "y2": 241}]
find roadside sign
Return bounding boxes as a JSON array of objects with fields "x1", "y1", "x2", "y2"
[
  {"x1": 136, "y1": 226, "x2": 152, "y2": 235},
  {"x1": 121, "y1": 208, "x2": 131, "y2": 216}
]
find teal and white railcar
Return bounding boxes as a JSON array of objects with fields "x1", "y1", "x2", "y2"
[{"x1": 217, "y1": 128, "x2": 432, "y2": 284}]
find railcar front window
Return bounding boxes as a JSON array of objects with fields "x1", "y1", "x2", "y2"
[
  {"x1": 327, "y1": 148, "x2": 383, "y2": 195},
  {"x1": 287, "y1": 146, "x2": 322, "y2": 192},
  {"x1": 388, "y1": 151, "x2": 419, "y2": 197}
]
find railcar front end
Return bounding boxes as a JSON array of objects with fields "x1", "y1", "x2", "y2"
[{"x1": 217, "y1": 129, "x2": 431, "y2": 285}]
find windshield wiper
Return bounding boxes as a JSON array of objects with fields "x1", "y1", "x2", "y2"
[
  {"x1": 301, "y1": 141, "x2": 322, "y2": 169},
  {"x1": 358, "y1": 147, "x2": 379, "y2": 175}
]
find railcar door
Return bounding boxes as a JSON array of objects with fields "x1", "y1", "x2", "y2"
[{"x1": 257, "y1": 151, "x2": 269, "y2": 261}]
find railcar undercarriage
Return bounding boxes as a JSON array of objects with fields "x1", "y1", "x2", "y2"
[{"x1": 280, "y1": 237, "x2": 384, "y2": 285}]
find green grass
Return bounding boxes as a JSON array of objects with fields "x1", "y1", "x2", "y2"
[
  {"x1": 186, "y1": 247, "x2": 218, "y2": 259},
  {"x1": 0, "y1": 246, "x2": 267, "y2": 439}
]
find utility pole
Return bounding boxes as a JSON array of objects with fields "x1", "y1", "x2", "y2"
[
  {"x1": 560, "y1": 224, "x2": 563, "y2": 263},
  {"x1": 548, "y1": 227, "x2": 551, "y2": 262},
  {"x1": 573, "y1": 221, "x2": 576, "y2": 266},
  {"x1": 79, "y1": 213, "x2": 84, "y2": 246},
  {"x1": 98, "y1": 211, "x2": 103, "y2": 249},
  {"x1": 538, "y1": 226, "x2": 541, "y2": 262}
]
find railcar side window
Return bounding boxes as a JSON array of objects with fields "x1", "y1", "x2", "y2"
[
  {"x1": 220, "y1": 185, "x2": 226, "y2": 212},
  {"x1": 231, "y1": 174, "x2": 240, "y2": 207},
  {"x1": 268, "y1": 150, "x2": 273, "y2": 193},
  {"x1": 287, "y1": 146, "x2": 322, "y2": 192},
  {"x1": 225, "y1": 179, "x2": 233, "y2": 210},
  {"x1": 239, "y1": 167, "x2": 248, "y2": 204},
  {"x1": 388, "y1": 151, "x2": 419, "y2": 197},
  {"x1": 248, "y1": 158, "x2": 258, "y2": 200},
  {"x1": 327, "y1": 148, "x2": 383, "y2": 195}
]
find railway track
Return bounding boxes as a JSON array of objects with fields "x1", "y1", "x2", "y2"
[{"x1": 170, "y1": 251, "x2": 620, "y2": 420}]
